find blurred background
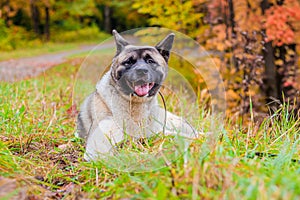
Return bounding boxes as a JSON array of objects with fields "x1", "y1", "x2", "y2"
[{"x1": 0, "y1": 0, "x2": 300, "y2": 122}]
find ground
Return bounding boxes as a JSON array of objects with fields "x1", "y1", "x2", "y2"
[
  {"x1": 0, "y1": 44, "x2": 300, "y2": 199},
  {"x1": 0, "y1": 43, "x2": 114, "y2": 82}
]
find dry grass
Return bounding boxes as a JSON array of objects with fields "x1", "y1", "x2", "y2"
[{"x1": 0, "y1": 57, "x2": 300, "y2": 199}]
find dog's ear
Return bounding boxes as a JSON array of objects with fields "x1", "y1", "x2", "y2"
[
  {"x1": 112, "y1": 30, "x2": 129, "y2": 55},
  {"x1": 155, "y1": 33, "x2": 175, "y2": 63}
]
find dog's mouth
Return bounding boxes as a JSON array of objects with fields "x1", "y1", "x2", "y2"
[{"x1": 134, "y1": 82, "x2": 155, "y2": 97}]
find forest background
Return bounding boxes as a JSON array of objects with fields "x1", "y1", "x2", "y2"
[
  {"x1": 1, "y1": 0, "x2": 300, "y2": 198},
  {"x1": 1, "y1": 0, "x2": 300, "y2": 121}
]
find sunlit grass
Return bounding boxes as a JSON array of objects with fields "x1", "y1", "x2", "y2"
[
  {"x1": 0, "y1": 30, "x2": 109, "y2": 61},
  {"x1": 0, "y1": 57, "x2": 300, "y2": 199}
]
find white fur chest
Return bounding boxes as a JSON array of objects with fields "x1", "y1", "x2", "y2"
[{"x1": 96, "y1": 72, "x2": 163, "y2": 138}]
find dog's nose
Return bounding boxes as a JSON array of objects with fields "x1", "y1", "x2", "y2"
[{"x1": 136, "y1": 66, "x2": 149, "y2": 75}]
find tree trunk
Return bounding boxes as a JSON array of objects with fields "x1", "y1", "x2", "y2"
[
  {"x1": 228, "y1": 0, "x2": 238, "y2": 69},
  {"x1": 263, "y1": 42, "x2": 278, "y2": 101},
  {"x1": 30, "y1": 0, "x2": 40, "y2": 35},
  {"x1": 44, "y1": 5, "x2": 50, "y2": 41},
  {"x1": 104, "y1": 5, "x2": 111, "y2": 33},
  {"x1": 4, "y1": 0, "x2": 10, "y2": 27},
  {"x1": 228, "y1": 0, "x2": 236, "y2": 37},
  {"x1": 261, "y1": 0, "x2": 279, "y2": 108}
]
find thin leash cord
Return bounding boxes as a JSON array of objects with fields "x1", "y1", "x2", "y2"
[
  {"x1": 158, "y1": 91, "x2": 197, "y2": 137},
  {"x1": 159, "y1": 91, "x2": 167, "y2": 135},
  {"x1": 251, "y1": 152, "x2": 300, "y2": 164}
]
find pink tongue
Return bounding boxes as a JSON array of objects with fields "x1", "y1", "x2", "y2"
[{"x1": 134, "y1": 84, "x2": 150, "y2": 96}]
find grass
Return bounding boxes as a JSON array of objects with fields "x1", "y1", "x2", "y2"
[
  {"x1": 0, "y1": 41, "x2": 94, "y2": 61},
  {"x1": 0, "y1": 56, "x2": 300, "y2": 199},
  {"x1": 0, "y1": 28, "x2": 109, "y2": 61}
]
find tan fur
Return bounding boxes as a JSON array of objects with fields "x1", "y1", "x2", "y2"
[
  {"x1": 77, "y1": 32, "x2": 197, "y2": 161},
  {"x1": 78, "y1": 71, "x2": 196, "y2": 161}
]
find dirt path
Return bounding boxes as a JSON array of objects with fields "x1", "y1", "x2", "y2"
[
  {"x1": 0, "y1": 43, "x2": 114, "y2": 82},
  {"x1": 0, "y1": 37, "x2": 212, "y2": 83}
]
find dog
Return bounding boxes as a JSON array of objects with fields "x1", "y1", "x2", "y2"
[{"x1": 77, "y1": 30, "x2": 197, "y2": 161}]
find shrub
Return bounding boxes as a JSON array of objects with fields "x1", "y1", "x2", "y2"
[{"x1": 50, "y1": 25, "x2": 108, "y2": 43}]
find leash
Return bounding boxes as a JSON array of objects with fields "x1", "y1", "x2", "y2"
[
  {"x1": 158, "y1": 91, "x2": 167, "y2": 135},
  {"x1": 158, "y1": 90, "x2": 197, "y2": 137},
  {"x1": 248, "y1": 152, "x2": 300, "y2": 164}
]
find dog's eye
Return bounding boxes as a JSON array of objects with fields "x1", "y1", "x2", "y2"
[
  {"x1": 145, "y1": 55, "x2": 156, "y2": 64},
  {"x1": 146, "y1": 58, "x2": 156, "y2": 64},
  {"x1": 123, "y1": 57, "x2": 136, "y2": 67}
]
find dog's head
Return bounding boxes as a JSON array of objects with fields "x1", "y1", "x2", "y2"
[{"x1": 110, "y1": 30, "x2": 174, "y2": 101}]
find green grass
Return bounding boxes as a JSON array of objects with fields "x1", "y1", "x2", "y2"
[
  {"x1": 0, "y1": 28, "x2": 109, "y2": 61},
  {"x1": 0, "y1": 41, "x2": 93, "y2": 61},
  {"x1": 0, "y1": 58, "x2": 300, "y2": 199}
]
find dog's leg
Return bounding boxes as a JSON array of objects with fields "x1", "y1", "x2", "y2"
[{"x1": 84, "y1": 117, "x2": 124, "y2": 161}]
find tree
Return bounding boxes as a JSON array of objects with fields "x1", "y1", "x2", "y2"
[
  {"x1": 30, "y1": 0, "x2": 41, "y2": 35},
  {"x1": 205, "y1": 0, "x2": 300, "y2": 119},
  {"x1": 263, "y1": 0, "x2": 300, "y2": 108},
  {"x1": 44, "y1": 0, "x2": 50, "y2": 41},
  {"x1": 132, "y1": 0, "x2": 207, "y2": 38},
  {"x1": 261, "y1": 0, "x2": 279, "y2": 108}
]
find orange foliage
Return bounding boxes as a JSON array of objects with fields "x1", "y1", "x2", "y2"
[
  {"x1": 264, "y1": 0, "x2": 300, "y2": 46},
  {"x1": 206, "y1": 0, "x2": 228, "y2": 24}
]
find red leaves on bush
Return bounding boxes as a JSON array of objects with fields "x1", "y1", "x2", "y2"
[
  {"x1": 264, "y1": 1, "x2": 300, "y2": 46},
  {"x1": 283, "y1": 80, "x2": 295, "y2": 88}
]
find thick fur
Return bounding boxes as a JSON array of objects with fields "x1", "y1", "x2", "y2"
[{"x1": 77, "y1": 31, "x2": 196, "y2": 161}]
